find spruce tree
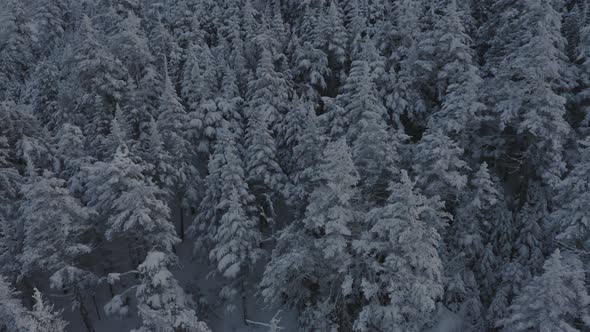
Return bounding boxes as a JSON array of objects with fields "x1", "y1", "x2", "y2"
[
  {"x1": 157, "y1": 60, "x2": 199, "y2": 218},
  {"x1": 315, "y1": 1, "x2": 348, "y2": 85},
  {"x1": 75, "y1": 15, "x2": 128, "y2": 159},
  {"x1": 0, "y1": 0, "x2": 33, "y2": 101},
  {"x1": 158, "y1": 61, "x2": 189, "y2": 173},
  {"x1": 24, "y1": 288, "x2": 68, "y2": 332},
  {"x1": 137, "y1": 117, "x2": 175, "y2": 193},
  {"x1": 18, "y1": 170, "x2": 96, "y2": 332},
  {"x1": 292, "y1": 40, "x2": 330, "y2": 103},
  {"x1": 553, "y1": 136, "x2": 590, "y2": 251},
  {"x1": 354, "y1": 171, "x2": 448, "y2": 331},
  {"x1": 386, "y1": 0, "x2": 428, "y2": 126},
  {"x1": 281, "y1": 97, "x2": 326, "y2": 215},
  {"x1": 429, "y1": 0, "x2": 487, "y2": 158},
  {"x1": 489, "y1": 0, "x2": 570, "y2": 187},
  {"x1": 261, "y1": 138, "x2": 360, "y2": 330},
  {"x1": 29, "y1": 58, "x2": 63, "y2": 133},
  {"x1": 0, "y1": 135, "x2": 22, "y2": 279},
  {"x1": 191, "y1": 126, "x2": 260, "y2": 307},
  {"x1": 18, "y1": 170, "x2": 92, "y2": 278},
  {"x1": 131, "y1": 252, "x2": 210, "y2": 332},
  {"x1": 514, "y1": 187, "x2": 548, "y2": 274},
  {"x1": 0, "y1": 280, "x2": 68, "y2": 332},
  {"x1": 244, "y1": 106, "x2": 286, "y2": 227},
  {"x1": 0, "y1": 276, "x2": 27, "y2": 331},
  {"x1": 498, "y1": 250, "x2": 590, "y2": 331},
  {"x1": 0, "y1": 102, "x2": 53, "y2": 278},
  {"x1": 216, "y1": 65, "x2": 244, "y2": 138},
  {"x1": 344, "y1": 0, "x2": 367, "y2": 53},
  {"x1": 246, "y1": 48, "x2": 291, "y2": 130},
  {"x1": 577, "y1": 17, "x2": 590, "y2": 126},
  {"x1": 181, "y1": 43, "x2": 217, "y2": 153},
  {"x1": 334, "y1": 58, "x2": 400, "y2": 199},
  {"x1": 84, "y1": 120, "x2": 178, "y2": 256},
  {"x1": 413, "y1": 129, "x2": 469, "y2": 204},
  {"x1": 34, "y1": 0, "x2": 68, "y2": 56}
]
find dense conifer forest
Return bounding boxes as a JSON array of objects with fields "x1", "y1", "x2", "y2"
[{"x1": 1, "y1": 0, "x2": 590, "y2": 331}]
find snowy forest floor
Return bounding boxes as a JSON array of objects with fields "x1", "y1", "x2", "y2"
[
  {"x1": 47, "y1": 237, "x2": 461, "y2": 332},
  {"x1": 49, "y1": 239, "x2": 296, "y2": 332}
]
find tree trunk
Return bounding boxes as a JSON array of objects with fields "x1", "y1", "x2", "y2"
[
  {"x1": 106, "y1": 255, "x2": 115, "y2": 297},
  {"x1": 78, "y1": 295, "x2": 95, "y2": 332},
  {"x1": 108, "y1": 283, "x2": 115, "y2": 298},
  {"x1": 128, "y1": 240, "x2": 137, "y2": 269},
  {"x1": 242, "y1": 279, "x2": 248, "y2": 325},
  {"x1": 20, "y1": 278, "x2": 35, "y2": 307},
  {"x1": 92, "y1": 294, "x2": 102, "y2": 320},
  {"x1": 180, "y1": 206, "x2": 185, "y2": 241}
]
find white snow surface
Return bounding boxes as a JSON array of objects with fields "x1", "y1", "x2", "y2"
[{"x1": 49, "y1": 240, "x2": 297, "y2": 331}]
